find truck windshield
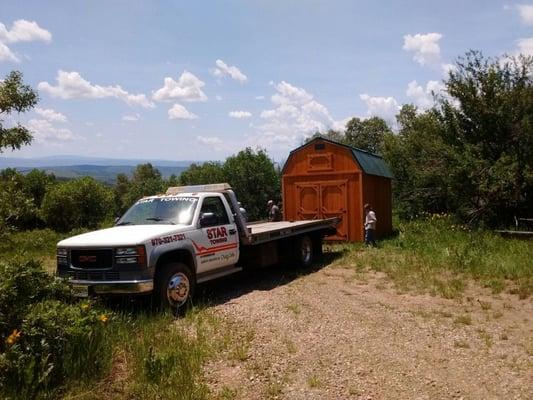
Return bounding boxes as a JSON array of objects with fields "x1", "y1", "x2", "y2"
[{"x1": 116, "y1": 196, "x2": 198, "y2": 226}]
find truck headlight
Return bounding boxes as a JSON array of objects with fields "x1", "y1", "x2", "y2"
[
  {"x1": 57, "y1": 248, "x2": 68, "y2": 265},
  {"x1": 115, "y1": 246, "x2": 147, "y2": 267}
]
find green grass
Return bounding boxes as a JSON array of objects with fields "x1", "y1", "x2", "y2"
[
  {"x1": 331, "y1": 217, "x2": 533, "y2": 299},
  {"x1": 61, "y1": 308, "x2": 233, "y2": 400}
]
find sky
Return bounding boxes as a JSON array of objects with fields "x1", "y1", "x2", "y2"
[{"x1": 1, "y1": 0, "x2": 532, "y2": 162}]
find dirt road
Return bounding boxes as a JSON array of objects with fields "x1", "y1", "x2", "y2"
[{"x1": 198, "y1": 261, "x2": 533, "y2": 400}]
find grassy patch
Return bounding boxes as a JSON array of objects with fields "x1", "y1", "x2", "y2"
[
  {"x1": 63, "y1": 307, "x2": 233, "y2": 399},
  {"x1": 0, "y1": 228, "x2": 87, "y2": 273},
  {"x1": 332, "y1": 217, "x2": 533, "y2": 299},
  {"x1": 307, "y1": 375, "x2": 322, "y2": 388},
  {"x1": 454, "y1": 339, "x2": 470, "y2": 348},
  {"x1": 454, "y1": 314, "x2": 473, "y2": 326},
  {"x1": 286, "y1": 303, "x2": 302, "y2": 315}
]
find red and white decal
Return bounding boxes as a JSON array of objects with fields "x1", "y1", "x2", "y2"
[{"x1": 191, "y1": 240, "x2": 238, "y2": 256}]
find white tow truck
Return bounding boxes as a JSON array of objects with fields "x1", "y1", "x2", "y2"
[{"x1": 56, "y1": 184, "x2": 338, "y2": 310}]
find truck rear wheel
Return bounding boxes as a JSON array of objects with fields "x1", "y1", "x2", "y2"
[
  {"x1": 296, "y1": 235, "x2": 314, "y2": 268},
  {"x1": 155, "y1": 262, "x2": 195, "y2": 313}
]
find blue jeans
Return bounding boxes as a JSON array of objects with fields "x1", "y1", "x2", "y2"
[{"x1": 365, "y1": 229, "x2": 376, "y2": 246}]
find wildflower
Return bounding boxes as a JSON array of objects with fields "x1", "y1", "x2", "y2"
[
  {"x1": 81, "y1": 303, "x2": 90, "y2": 310},
  {"x1": 6, "y1": 329, "x2": 21, "y2": 346},
  {"x1": 99, "y1": 314, "x2": 109, "y2": 323}
]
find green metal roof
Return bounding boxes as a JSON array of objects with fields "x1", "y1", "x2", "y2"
[{"x1": 351, "y1": 148, "x2": 394, "y2": 179}]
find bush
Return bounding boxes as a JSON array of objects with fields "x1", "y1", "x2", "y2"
[
  {"x1": 41, "y1": 177, "x2": 113, "y2": 231},
  {"x1": 0, "y1": 169, "x2": 36, "y2": 234},
  {"x1": 0, "y1": 259, "x2": 112, "y2": 399}
]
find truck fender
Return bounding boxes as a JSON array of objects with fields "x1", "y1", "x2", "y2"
[{"x1": 151, "y1": 245, "x2": 198, "y2": 275}]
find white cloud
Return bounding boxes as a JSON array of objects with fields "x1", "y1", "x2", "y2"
[
  {"x1": 168, "y1": 103, "x2": 198, "y2": 120},
  {"x1": 229, "y1": 110, "x2": 252, "y2": 119},
  {"x1": 0, "y1": 20, "x2": 51, "y2": 63},
  {"x1": 403, "y1": 32, "x2": 442, "y2": 66},
  {"x1": 212, "y1": 59, "x2": 248, "y2": 83},
  {"x1": 152, "y1": 71, "x2": 207, "y2": 102},
  {"x1": 196, "y1": 135, "x2": 226, "y2": 151},
  {"x1": 122, "y1": 114, "x2": 140, "y2": 122},
  {"x1": 0, "y1": 42, "x2": 19, "y2": 62},
  {"x1": 197, "y1": 136, "x2": 222, "y2": 145},
  {"x1": 38, "y1": 70, "x2": 155, "y2": 108},
  {"x1": 359, "y1": 93, "x2": 400, "y2": 123},
  {"x1": 0, "y1": 20, "x2": 51, "y2": 44},
  {"x1": 406, "y1": 80, "x2": 445, "y2": 110},
  {"x1": 216, "y1": 95, "x2": 223, "y2": 101},
  {"x1": 255, "y1": 95, "x2": 265, "y2": 100},
  {"x1": 253, "y1": 81, "x2": 344, "y2": 149},
  {"x1": 27, "y1": 119, "x2": 79, "y2": 144},
  {"x1": 517, "y1": 4, "x2": 533, "y2": 25},
  {"x1": 34, "y1": 107, "x2": 67, "y2": 122},
  {"x1": 516, "y1": 37, "x2": 533, "y2": 55}
]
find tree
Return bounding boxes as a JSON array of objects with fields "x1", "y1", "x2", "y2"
[
  {"x1": 41, "y1": 177, "x2": 113, "y2": 231},
  {"x1": 344, "y1": 116, "x2": 391, "y2": 154},
  {"x1": 436, "y1": 51, "x2": 533, "y2": 225},
  {"x1": 222, "y1": 148, "x2": 280, "y2": 221},
  {"x1": 0, "y1": 169, "x2": 35, "y2": 234},
  {"x1": 382, "y1": 105, "x2": 452, "y2": 218},
  {"x1": 113, "y1": 173, "x2": 131, "y2": 216},
  {"x1": 179, "y1": 161, "x2": 224, "y2": 185},
  {"x1": 23, "y1": 169, "x2": 56, "y2": 209},
  {"x1": 123, "y1": 163, "x2": 165, "y2": 209},
  {"x1": 0, "y1": 71, "x2": 38, "y2": 152}
]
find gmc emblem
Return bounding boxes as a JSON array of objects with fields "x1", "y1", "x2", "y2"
[{"x1": 79, "y1": 255, "x2": 97, "y2": 263}]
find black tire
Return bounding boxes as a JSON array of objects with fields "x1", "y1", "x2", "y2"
[
  {"x1": 154, "y1": 262, "x2": 195, "y2": 314},
  {"x1": 312, "y1": 236, "x2": 324, "y2": 258},
  {"x1": 295, "y1": 235, "x2": 314, "y2": 268}
]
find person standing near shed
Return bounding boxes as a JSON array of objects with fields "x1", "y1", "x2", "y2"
[
  {"x1": 364, "y1": 203, "x2": 377, "y2": 247},
  {"x1": 267, "y1": 200, "x2": 281, "y2": 222}
]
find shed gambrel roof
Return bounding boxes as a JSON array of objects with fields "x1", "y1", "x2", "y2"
[{"x1": 283, "y1": 137, "x2": 394, "y2": 179}]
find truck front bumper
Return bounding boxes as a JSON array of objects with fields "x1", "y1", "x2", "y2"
[{"x1": 69, "y1": 279, "x2": 154, "y2": 295}]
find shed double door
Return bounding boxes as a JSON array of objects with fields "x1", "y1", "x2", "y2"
[{"x1": 296, "y1": 180, "x2": 348, "y2": 240}]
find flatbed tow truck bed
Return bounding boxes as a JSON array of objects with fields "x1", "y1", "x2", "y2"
[{"x1": 245, "y1": 218, "x2": 339, "y2": 245}]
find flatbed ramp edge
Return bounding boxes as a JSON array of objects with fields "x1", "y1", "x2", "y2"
[{"x1": 245, "y1": 218, "x2": 339, "y2": 245}]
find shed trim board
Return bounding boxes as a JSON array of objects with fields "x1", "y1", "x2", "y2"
[{"x1": 282, "y1": 138, "x2": 393, "y2": 242}]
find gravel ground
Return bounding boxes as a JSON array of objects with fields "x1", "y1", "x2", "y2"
[{"x1": 198, "y1": 262, "x2": 533, "y2": 400}]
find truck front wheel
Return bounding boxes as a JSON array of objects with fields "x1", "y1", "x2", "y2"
[{"x1": 155, "y1": 262, "x2": 195, "y2": 313}]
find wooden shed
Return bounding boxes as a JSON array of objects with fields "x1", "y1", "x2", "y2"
[{"x1": 282, "y1": 137, "x2": 393, "y2": 242}]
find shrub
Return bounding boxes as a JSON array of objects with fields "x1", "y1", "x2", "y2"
[
  {"x1": 0, "y1": 259, "x2": 112, "y2": 399},
  {"x1": 41, "y1": 177, "x2": 113, "y2": 231}
]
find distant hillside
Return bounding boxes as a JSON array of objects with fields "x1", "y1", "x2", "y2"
[
  {"x1": 0, "y1": 155, "x2": 196, "y2": 168},
  {"x1": 0, "y1": 155, "x2": 197, "y2": 184},
  {"x1": 14, "y1": 165, "x2": 189, "y2": 184}
]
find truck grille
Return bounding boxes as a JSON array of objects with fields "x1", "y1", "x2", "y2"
[
  {"x1": 70, "y1": 249, "x2": 113, "y2": 269},
  {"x1": 68, "y1": 271, "x2": 120, "y2": 281}
]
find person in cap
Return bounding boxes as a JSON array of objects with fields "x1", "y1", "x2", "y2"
[
  {"x1": 364, "y1": 203, "x2": 377, "y2": 247},
  {"x1": 267, "y1": 200, "x2": 281, "y2": 222}
]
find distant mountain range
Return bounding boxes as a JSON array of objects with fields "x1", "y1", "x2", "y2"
[{"x1": 0, "y1": 155, "x2": 197, "y2": 184}]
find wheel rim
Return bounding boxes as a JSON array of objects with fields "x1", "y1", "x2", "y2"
[
  {"x1": 167, "y1": 272, "x2": 190, "y2": 307},
  {"x1": 300, "y1": 237, "x2": 312, "y2": 264}
]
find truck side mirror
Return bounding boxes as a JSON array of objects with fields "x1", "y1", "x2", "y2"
[{"x1": 199, "y1": 212, "x2": 218, "y2": 227}]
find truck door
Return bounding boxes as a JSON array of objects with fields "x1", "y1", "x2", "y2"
[{"x1": 191, "y1": 196, "x2": 239, "y2": 274}]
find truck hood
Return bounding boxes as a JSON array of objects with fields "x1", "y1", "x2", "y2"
[{"x1": 58, "y1": 224, "x2": 191, "y2": 247}]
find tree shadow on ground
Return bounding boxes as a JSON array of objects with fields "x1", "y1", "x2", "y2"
[{"x1": 103, "y1": 250, "x2": 342, "y2": 316}]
